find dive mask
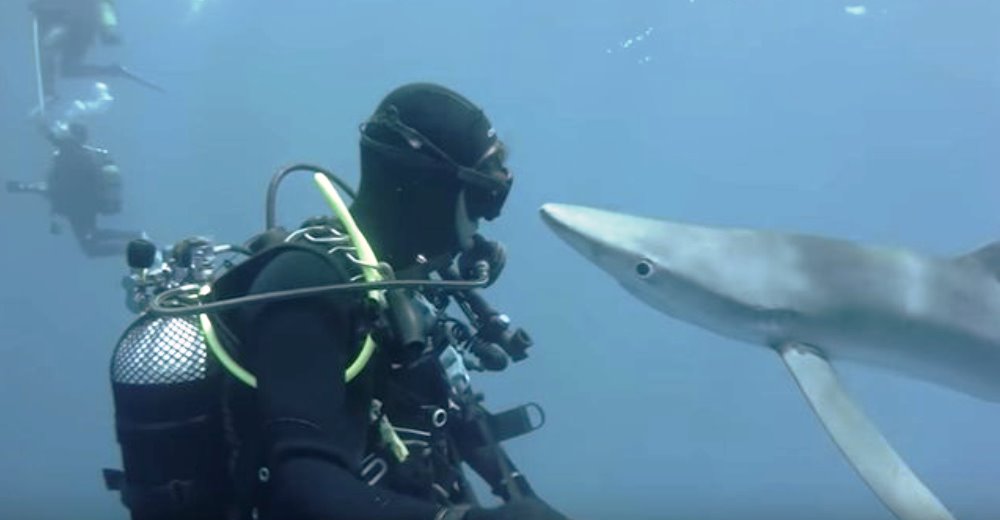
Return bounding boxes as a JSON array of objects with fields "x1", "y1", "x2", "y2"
[{"x1": 360, "y1": 106, "x2": 513, "y2": 221}]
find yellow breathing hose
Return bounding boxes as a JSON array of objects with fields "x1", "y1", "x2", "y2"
[
  {"x1": 197, "y1": 171, "x2": 408, "y2": 460},
  {"x1": 199, "y1": 172, "x2": 382, "y2": 388}
]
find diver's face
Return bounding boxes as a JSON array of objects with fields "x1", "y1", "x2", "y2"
[
  {"x1": 455, "y1": 188, "x2": 480, "y2": 251},
  {"x1": 390, "y1": 187, "x2": 479, "y2": 279}
]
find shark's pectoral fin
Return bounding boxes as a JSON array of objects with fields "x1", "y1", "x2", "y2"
[{"x1": 777, "y1": 342, "x2": 956, "y2": 520}]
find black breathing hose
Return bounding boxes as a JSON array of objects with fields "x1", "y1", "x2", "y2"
[{"x1": 266, "y1": 163, "x2": 358, "y2": 230}]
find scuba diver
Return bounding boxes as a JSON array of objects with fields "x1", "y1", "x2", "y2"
[
  {"x1": 6, "y1": 119, "x2": 144, "y2": 257},
  {"x1": 28, "y1": 0, "x2": 162, "y2": 109},
  {"x1": 105, "y1": 83, "x2": 573, "y2": 520}
]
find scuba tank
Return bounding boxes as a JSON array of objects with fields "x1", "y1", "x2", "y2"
[
  {"x1": 105, "y1": 238, "x2": 238, "y2": 519},
  {"x1": 107, "y1": 314, "x2": 230, "y2": 519},
  {"x1": 96, "y1": 162, "x2": 123, "y2": 215},
  {"x1": 102, "y1": 169, "x2": 382, "y2": 518}
]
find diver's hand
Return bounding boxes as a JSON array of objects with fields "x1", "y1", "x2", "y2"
[
  {"x1": 463, "y1": 498, "x2": 571, "y2": 520},
  {"x1": 458, "y1": 233, "x2": 506, "y2": 286}
]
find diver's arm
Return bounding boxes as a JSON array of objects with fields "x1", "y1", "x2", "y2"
[
  {"x1": 454, "y1": 411, "x2": 574, "y2": 520},
  {"x1": 247, "y1": 250, "x2": 443, "y2": 520}
]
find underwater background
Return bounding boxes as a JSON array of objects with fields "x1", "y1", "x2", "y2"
[{"x1": 1, "y1": 1, "x2": 999, "y2": 518}]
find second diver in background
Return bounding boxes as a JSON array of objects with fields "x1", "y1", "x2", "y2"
[
  {"x1": 29, "y1": 0, "x2": 163, "y2": 107},
  {"x1": 7, "y1": 110, "x2": 144, "y2": 258}
]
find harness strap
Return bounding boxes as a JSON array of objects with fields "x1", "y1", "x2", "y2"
[
  {"x1": 481, "y1": 403, "x2": 545, "y2": 446},
  {"x1": 103, "y1": 468, "x2": 215, "y2": 516}
]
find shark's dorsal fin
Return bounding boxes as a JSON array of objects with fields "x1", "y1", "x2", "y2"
[{"x1": 957, "y1": 241, "x2": 1000, "y2": 277}]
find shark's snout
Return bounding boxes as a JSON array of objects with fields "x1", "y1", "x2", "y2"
[
  {"x1": 539, "y1": 203, "x2": 604, "y2": 260},
  {"x1": 538, "y1": 203, "x2": 560, "y2": 228},
  {"x1": 539, "y1": 202, "x2": 654, "y2": 277},
  {"x1": 539, "y1": 203, "x2": 574, "y2": 235}
]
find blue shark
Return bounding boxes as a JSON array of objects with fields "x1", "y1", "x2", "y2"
[{"x1": 540, "y1": 203, "x2": 1000, "y2": 520}]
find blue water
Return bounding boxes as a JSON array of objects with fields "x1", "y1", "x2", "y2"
[{"x1": 1, "y1": 1, "x2": 998, "y2": 518}]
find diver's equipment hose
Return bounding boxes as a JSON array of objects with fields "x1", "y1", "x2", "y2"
[
  {"x1": 198, "y1": 286, "x2": 257, "y2": 386},
  {"x1": 181, "y1": 171, "x2": 488, "y2": 380},
  {"x1": 153, "y1": 160, "x2": 491, "y2": 317},
  {"x1": 150, "y1": 274, "x2": 490, "y2": 317},
  {"x1": 197, "y1": 170, "x2": 417, "y2": 460},
  {"x1": 266, "y1": 164, "x2": 358, "y2": 230},
  {"x1": 195, "y1": 171, "x2": 382, "y2": 388},
  {"x1": 439, "y1": 266, "x2": 532, "y2": 363},
  {"x1": 312, "y1": 172, "x2": 380, "y2": 383}
]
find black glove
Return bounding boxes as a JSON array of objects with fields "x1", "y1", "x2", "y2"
[{"x1": 464, "y1": 498, "x2": 570, "y2": 520}]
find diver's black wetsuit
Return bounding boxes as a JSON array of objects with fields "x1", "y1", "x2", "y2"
[
  {"x1": 229, "y1": 243, "x2": 542, "y2": 520},
  {"x1": 106, "y1": 82, "x2": 568, "y2": 520},
  {"x1": 241, "y1": 247, "x2": 427, "y2": 519}
]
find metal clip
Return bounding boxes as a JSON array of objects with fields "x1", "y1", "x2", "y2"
[
  {"x1": 431, "y1": 408, "x2": 448, "y2": 428},
  {"x1": 360, "y1": 453, "x2": 389, "y2": 486},
  {"x1": 439, "y1": 346, "x2": 471, "y2": 395}
]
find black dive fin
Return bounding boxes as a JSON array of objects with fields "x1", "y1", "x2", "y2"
[
  {"x1": 6, "y1": 180, "x2": 49, "y2": 195},
  {"x1": 114, "y1": 65, "x2": 166, "y2": 93}
]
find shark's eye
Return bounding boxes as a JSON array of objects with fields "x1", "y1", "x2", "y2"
[{"x1": 635, "y1": 259, "x2": 654, "y2": 278}]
